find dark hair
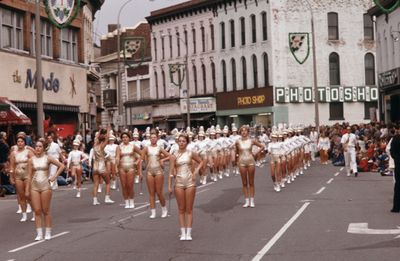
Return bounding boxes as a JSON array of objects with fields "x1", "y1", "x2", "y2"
[
  {"x1": 178, "y1": 133, "x2": 189, "y2": 144},
  {"x1": 120, "y1": 131, "x2": 131, "y2": 139},
  {"x1": 16, "y1": 136, "x2": 26, "y2": 144}
]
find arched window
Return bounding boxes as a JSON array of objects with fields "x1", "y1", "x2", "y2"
[
  {"x1": 211, "y1": 62, "x2": 216, "y2": 93},
  {"x1": 202, "y1": 64, "x2": 207, "y2": 94},
  {"x1": 192, "y1": 28, "x2": 196, "y2": 54},
  {"x1": 262, "y1": 53, "x2": 269, "y2": 87},
  {"x1": 252, "y1": 54, "x2": 258, "y2": 88},
  {"x1": 161, "y1": 70, "x2": 166, "y2": 98},
  {"x1": 222, "y1": 60, "x2": 227, "y2": 92},
  {"x1": 231, "y1": 58, "x2": 237, "y2": 91},
  {"x1": 193, "y1": 65, "x2": 198, "y2": 95},
  {"x1": 250, "y1": 14, "x2": 256, "y2": 43},
  {"x1": 329, "y1": 52, "x2": 340, "y2": 85},
  {"x1": 240, "y1": 17, "x2": 246, "y2": 45},
  {"x1": 201, "y1": 26, "x2": 205, "y2": 52},
  {"x1": 230, "y1": 19, "x2": 235, "y2": 48},
  {"x1": 154, "y1": 71, "x2": 159, "y2": 99},
  {"x1": 241, "y1": 57, "x2": 247, "y2": 90},
  {"x1": 221, "y1": 22, "x2": 226, "y2": 49},
  {"x1": 365, "y1": 53, "x2": 375, "y2": 85},
  {"x1": 328, "y1": 12, "x2": 339, "y2": 40},
  {"x1": 261, "y1": 12, "x2": 267, "y2": 41}
]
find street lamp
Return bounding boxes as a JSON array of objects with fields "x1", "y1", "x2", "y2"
[
  {"x1": 116, "y1": 0, "x2": 134, "y2": 128},
  {"x1": 161, "y1": 33, "x2": 191, "y2": 128},
  {"x1": 304, "y1": 0, "x2": 320, "y2": 132}
]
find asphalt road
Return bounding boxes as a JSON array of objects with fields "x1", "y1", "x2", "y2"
[{"x1": 1, "y1": 161, "x2": 399, "y2": 261}]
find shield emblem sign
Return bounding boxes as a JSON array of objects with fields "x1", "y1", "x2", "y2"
[
  {"x1": 124, "y1": 39, "x2": 142, "y2": 57},
  {"x1": 45, "y1": 0, "x2": 80, "y2": 28},
  {"x1": 289, "y1": 32, "x2": 310, "y2": 65}
]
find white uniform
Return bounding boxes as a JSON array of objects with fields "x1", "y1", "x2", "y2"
[
  {"x1": 104, "y1": 144, "x2": 118, "y2": 163},
  {"x1": 141, "y1": 139, "x2": 151, "y2": 148},
  {"x1": 341, "y1": 133, "x2": 358, "y2": 175},
  {"x1": 130, "y1": 140, "x2": 142, "y2": 150},
  {"x1": 318, "y1": 137, "x2": 330, "y2": 151},
  {"x1": 47, "y1": 141, "x2": 61, "y2": 190},
  {"x1": 309, "y1": 131, "x2": 319, "y2": 161},
  {"x1": 157, "y1": 139, "x2": 170, "y2": 151},
  {"x1": 67, "y1": 150, "x2": 84, "y2": 169}
]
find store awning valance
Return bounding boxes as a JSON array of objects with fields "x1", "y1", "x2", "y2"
[
  {"x1": 12, "y1": 101, "x2": 80, "y2": 113},
  {"x1": 0, "y1": 97, "x2": 32, "y2": 125}
]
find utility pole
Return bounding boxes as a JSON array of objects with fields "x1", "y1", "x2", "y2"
[{"x1": 35, "y1": 0, "x2": 44, "y2": 137}]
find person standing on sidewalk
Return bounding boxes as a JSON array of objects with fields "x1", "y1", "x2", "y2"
[{"x1": 389, "y1": 126, "x2": 400, "y2": 213}]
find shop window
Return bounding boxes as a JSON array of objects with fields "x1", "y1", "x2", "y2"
[
  {"x1": 222, "y1": 60, "x2": 227, "y2": 92},
  {"x1": 211, "y1": 62, "x2": 216, "y2": 93},
  {"x1": 32, "y1": 19, "x2": 53, "y2": 57},
  {"x1": 231, "y1": 58, "x2": 237, "y2": 91},
  {"x1": 363, "y1": 13, "x2": 374, "y2": 40},
  {"x1": 1, "y1": 8, "x2": 23, "y2": 50},
  {"x1": 242, "y1": 57, "x2": 247, "y2": 90},
  {"x1": 221, "y1": 22, "x2": 226, "y2": 49},
  {"x1": 210, "y1": 24, "x2": 215, "y2": 50},
  {"x1": 201, "y1": 26, "x2": 205, "y2": 52},
  {"x1": 261, "y1": 12, "x2": 267, "y2": 41},
  {"x1": 252, "y1": 54, "x2": 258, "y2": 88},
  {"x1": 329, "y1": 102, "x2": 344, "y2": 120},
  {"x1": 251, "y1": 14, "x2": 256, "y2": 43},
  {"x1": 230, "y1": 19, "x2": 235, "y2": 48},
  {"x1": 263, "y1": 52, "x2": 269, "y2": 87},
  {"x1": 329, "y1": 52, "x2": 340, "y2": 85},
  {"x1": 365, "y1": 53, "x2": 375, "y2": 85},
  {"x1": 364, "y1": 101, "x2": 378, "y2": 120},
  {"x1": 328, "y1": 12, "x2": 339, "y2": 40},
  {"x1": 202, "y1": 64, "x2": 206, "y2": 94},
  {"x1": 60, "y1": 28, "x2": 78, "y2": 62},
  {"x1": 240, "y1": 17, "x2": 246, "y2": 45}
]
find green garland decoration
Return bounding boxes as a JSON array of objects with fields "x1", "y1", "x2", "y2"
[
  {"x1": 169, "y1": 63, "x2": 186, "y2": 87},
  {"x1": 44, "y1": 0, "x2": 81, "y2": 29},
  {"x1": 374, "y1": 0, "x2": 400, "y2": 14},
  {"x1": 122, "y1": 37, "x2": 146, "y2": 69}
]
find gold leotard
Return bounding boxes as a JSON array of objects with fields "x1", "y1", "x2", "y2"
[
  {"x1": 147, "y1": 146, "x2": 163, "y2": 176},
  {"x1": 93, "y1": 145, "x2": 106, "y2": 174},
  {"x1": 14, "y1": 149, "x2": 29, "y2": 181},
  {"x1": 175, "y1": 151, "x2": 195, "y2": 189},
  {"x1": 119, "y1": 143, "x2": 135, "y2": 172},
  {"x1": 237, "y1": 139, "x2": 255, "y2": 167},
  {"x1": 31, "y1": 155, "x2": 51, "y2": 192}
]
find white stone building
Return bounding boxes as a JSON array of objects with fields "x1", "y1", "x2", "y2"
[{"x1": 369, "y1": 1, "x2": 400, "y2": 123}]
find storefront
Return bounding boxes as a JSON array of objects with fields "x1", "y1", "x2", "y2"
[
  {"x1": 378, "y1": 68, "x2": 400, "y2": 123},
  {"x1": 2, "y1": 51, "x2": 87, "y2": 136},
  {"x1": 180, "y1": 97, "x2": 216, "y2": 128},
  {"x1": 125, "y1": 105, "x2": 153, "y2": 130},
  {"x1": 152, "y1": 100, "x2": 183, "y2": 130},
  {"x1": 216, "y1": 87, "x2": 275, "y2": 127}
]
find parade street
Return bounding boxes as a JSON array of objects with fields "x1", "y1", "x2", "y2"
[{"x1": 1, "y1": 162, "x2": 399, "y2": 261}]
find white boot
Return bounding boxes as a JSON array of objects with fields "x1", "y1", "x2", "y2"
[
  {"x1": 224, "y1": 170, "x2": 230, "y2": 177},
  {"x1": 243, "y1": 198, "x2": 250, "y2": 208},
  {"x1": 134, "y1": 176, "x2": 139, "y2": 184},
  {"x1": 26, "y1": 204, "x2": 32, "y2": 213},
  {"x1": 280, "y1": 181, "x2": 286, "y2": 188},
  {"x1": 104, "y1": 195, "x2": 114, "y2": 204},
  {"x1": 250, "y1": 198, "x2": 255, "y2": 208},
  {"x1": 35, "y1": 228, "x2": 43, "y2": 241},
  {"x1": 124, "y1": 200, "x2": 130, "y2": 209},
  {"x1": 93, "y1": 197, "x2": 100, "y2": 205},
  {"x1": 97, "y1": 185, "x2": 102, "y2": 193},
  {"x1": 149, "y1": 209, "x2": 156, "y2": 219},
  {"x1": 161, "y1": 206, "x2": 168, "y2": 218},
  {"x1": 20, "y1": 212, "x2": 27, "y2": 222},
  {"x1": 110, "y1": 180, "x2": 116, "y2": 190},
  {"x1": 17, "y1": 204, "x2": 22, "y2": 214},
  {"x1": 218, "y1": 171, "x2": 223, "y2": 179},
  {"x1": 76, "y1": 189, "x2": 81, "y2": 198},
  {"x1": 44, "y1": 227, "x2": 51, "y2": 240},
  {"x1": 274, "y1": 183, "x2": 281, "y2": 193},
  {"x1": 129, "y1": 199, "x2": 135, "y2": 209},
  {"x1": 31, "y1": 215, "x2": 35, "y2": 222},
  {"x1": 186, "y1": 227, "x2": 192, "y2": 241},
  {"x1": 179, "y1": 227, "x2": 186, "y2": 241}
]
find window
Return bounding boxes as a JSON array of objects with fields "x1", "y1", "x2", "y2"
[
  {"x1": 364, "y1": 101, "x2": 378, "y2": 120},
  {"x1": 242, "y1": 57, "x2": 247, "y2": 90},
  {"x1": 202, "y1": 64, "x2": 206, "y2": 94},
  {"x1": 363, "y1": 14, "x2": 374, "y2": 40},
  {"x1": 193, "y1": 65, "x2": 198, "y2": 95},
  {"x1": 154, "y1": 71, "x2": 159, "y2": 99},
  {"x1": 251, "y1": 14, "x2": 256, "y2": 43},
  {"x1": 365, "y1": 53, "x2": 375, "y2": 85},
  {"x1": 161, "y1": 35, "x2": 165, "y2": 60},
  {"x1": 153, "y1": 37, "x2": 157, "y2": 60},
  {"x1": 169, "y1": 34, "x2": 173, "y2": 58},
  {"x1": 252, "y1": 54, "x2": 258, "y2": 88},
  {"x1": 60, "y1": 28, "x2": 78, "y2": 62},
  {"x1": 210, "y1": 24, "x2": 215, "y2": 50},
  {"x1": 162, "y1": 70, "x2": 166, "y2": 98},
  {"x1": 240, "y1": 17, "x2": 246, "y2": 45},
  {"x1": 184, "y1": 30, "x2": 188, "y2": 49},
  {"x1": 192, "y1": 28, "x2": 196, "y2": 54},
  {"x1": 201, "y1": 26, "x2": 205, "y2": 52},
  {"x1": 261, "y1": 12, "x2": 267, "y2": 41},
  {"x1": 1, "y1": 8, "x2": 23, "y2": 50},
  {"x1": 230, "y1": 19, "x2": 235, "y2": 48},
  {"x1": 263, "y1": 53, "x2": 269, "y2": 87},
  {"x1": 211, "y1": 62, "x2": 216, "y2": 93},
  {"x1": 329, "y1": 52, "x2": 340, "y2": 85},
  {"x1": 329, "y1": 102, "x2": 344, "y2": 120},
  {"x1": 221, "y1": 22, "x2": 226, "y2": 49},
  {"x1": 231, "y1": 58, "x2": 237, "y2": 91},
  {"x1": 176, "y1": 32, "x2": 180, "y2": 57},
  {"x1": 222, "y1": 60, "x2": 227, "y2": 92},
  {"x1": 328, "y1": 12, "x2": 339, "y2": 40},
  {"x1": 32, "y1": 19, "x2": 53, "y2": 57}
]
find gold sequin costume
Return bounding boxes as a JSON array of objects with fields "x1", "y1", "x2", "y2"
[
  {"x1": 174, "y1": 151, "x2": 195, "y2": 189},
  {"x1": 236, "y1": 139, "x2": 255, "y2": 167},
  {"x1": 31, "y1": 155, "x2": 51, "y2": 192},
  {"x1": 119, "y1": 143, "x2": 135, "y2": 172},
  {"x1": 93, "y1": 145, "x2": 106, "y2": 174},
  {"x1": 14, "y1": 149, "x2": 29, "y2": 181},
  {"x1": 146, "y1": 146, "x2": 163, "y2": 176}
]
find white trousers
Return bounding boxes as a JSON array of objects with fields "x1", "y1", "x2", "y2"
[
  {"x1": 344, "y1": 149, "x2": 357, "y2": 174},
  {"x1": 311, "y1": 143, "x2": 317, "y2": 160},
  {"x1": 49, "y1": 164, "x2": 58, "y2": 190}
]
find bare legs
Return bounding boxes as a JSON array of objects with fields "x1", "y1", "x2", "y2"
[
  {"x1": 31, "y1": 190, "x2": 52, "y2": 240},
  {"x1": 175, "y1": 186, "x2": 196, "y2": 240},
  {"x1": 240, "y1": 166, "x2": 256, "y2": 207}
]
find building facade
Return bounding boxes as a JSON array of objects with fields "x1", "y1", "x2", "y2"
[
  {"x1": 369, "y1": 1, "x2": 400, "y2": 123},
  {"x1": 0, "y1": 0, "x2": 103, "y2": 137}
]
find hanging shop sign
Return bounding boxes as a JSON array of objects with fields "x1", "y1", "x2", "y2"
[
  {"x1": 275, "y1": 86, "x2": 379, "y2": 103},
  {"x1": 180, "y1": 97, "x2": 216, "y2": 114},
  {"x1": 44, "y1": 0, "x2": 81, "y2": 29},
  {"x1": 25, "y1": 69, "x2": 60, "y2": 93},
  {"x1": 122, "y1": 37, "x2": 145, "y2": 68},
  {"x1": 289, "y1": 32, "x2": 310, "y2": 65},
  {"x1": 378, "y1": 68, "x2": 400, "y2": 90},
  {"x1": 216, "y1": 87, "x2": 273, "y2": 110}
]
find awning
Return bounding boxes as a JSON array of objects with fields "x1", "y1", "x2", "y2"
[
  {"x1": 0, "y1": 97, "x2": 32, "y2": 125},
  {"x1": 12, "y1": 101, "x2": 80, "y2": 113}
]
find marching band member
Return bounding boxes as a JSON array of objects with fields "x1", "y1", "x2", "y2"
[
  {"x1": 168, "y1": 133, "x2": 203, "y2": 241},
  {"x1": 309, "y1": 127, "x2": 319, "y2": 161},
  {"x1": 235, "y1": 125, "x2": 265, "y2": 208},
  {"x1": 142, "y1": 130, "x2": 170, "y2": 218},
  {"x1": 215, "y1": 126, "x2": 224, "y2": 180},
  {"x1": 318, "y1": 131, "x2": 330, "y2": 165},
  {"x1": 67, "y1": 139, "x2": 88, "y2": 198},
  {"x1": 141, "y1": 127, "x2": 151, "y2": 148},
  {"x1": 208, "y1": 127, "x2": 218, "y2": 182},
  {"x1": 267, "y1": 133, "x2": 282, "y2": 192},
  {"x1": 104, "y1": 134, "x2": 118, "y2": 190},
  {"x1": 230, "y1": 124, "x2": 240, "y2": 176},
  {"x1": 341, "y1": 126, "x2": 358, "y2": 177},
  {"x1": 28, "y1": 138, "x2": 65, "y2": 241},
  {"x1": 222, "y1": 126, "x2": 233, "y2": 177},
  {"x1": 196, "y1": 127, "x2": 209, "y2": 185},
  {"x1": 130, "y1": 128, "x2": 142, "y2": 184},
  {"x1": 116, "y1": 132, "x2": 142, "y2": 209}
]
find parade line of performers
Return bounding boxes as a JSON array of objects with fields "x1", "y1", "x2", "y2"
[{"x1": 7, "y1": 124, "x2": 317, "y2": 242}]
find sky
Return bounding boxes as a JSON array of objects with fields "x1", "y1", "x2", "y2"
[{"x1": 93, "y1": 0, "x2": 187, "y2": 42}]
